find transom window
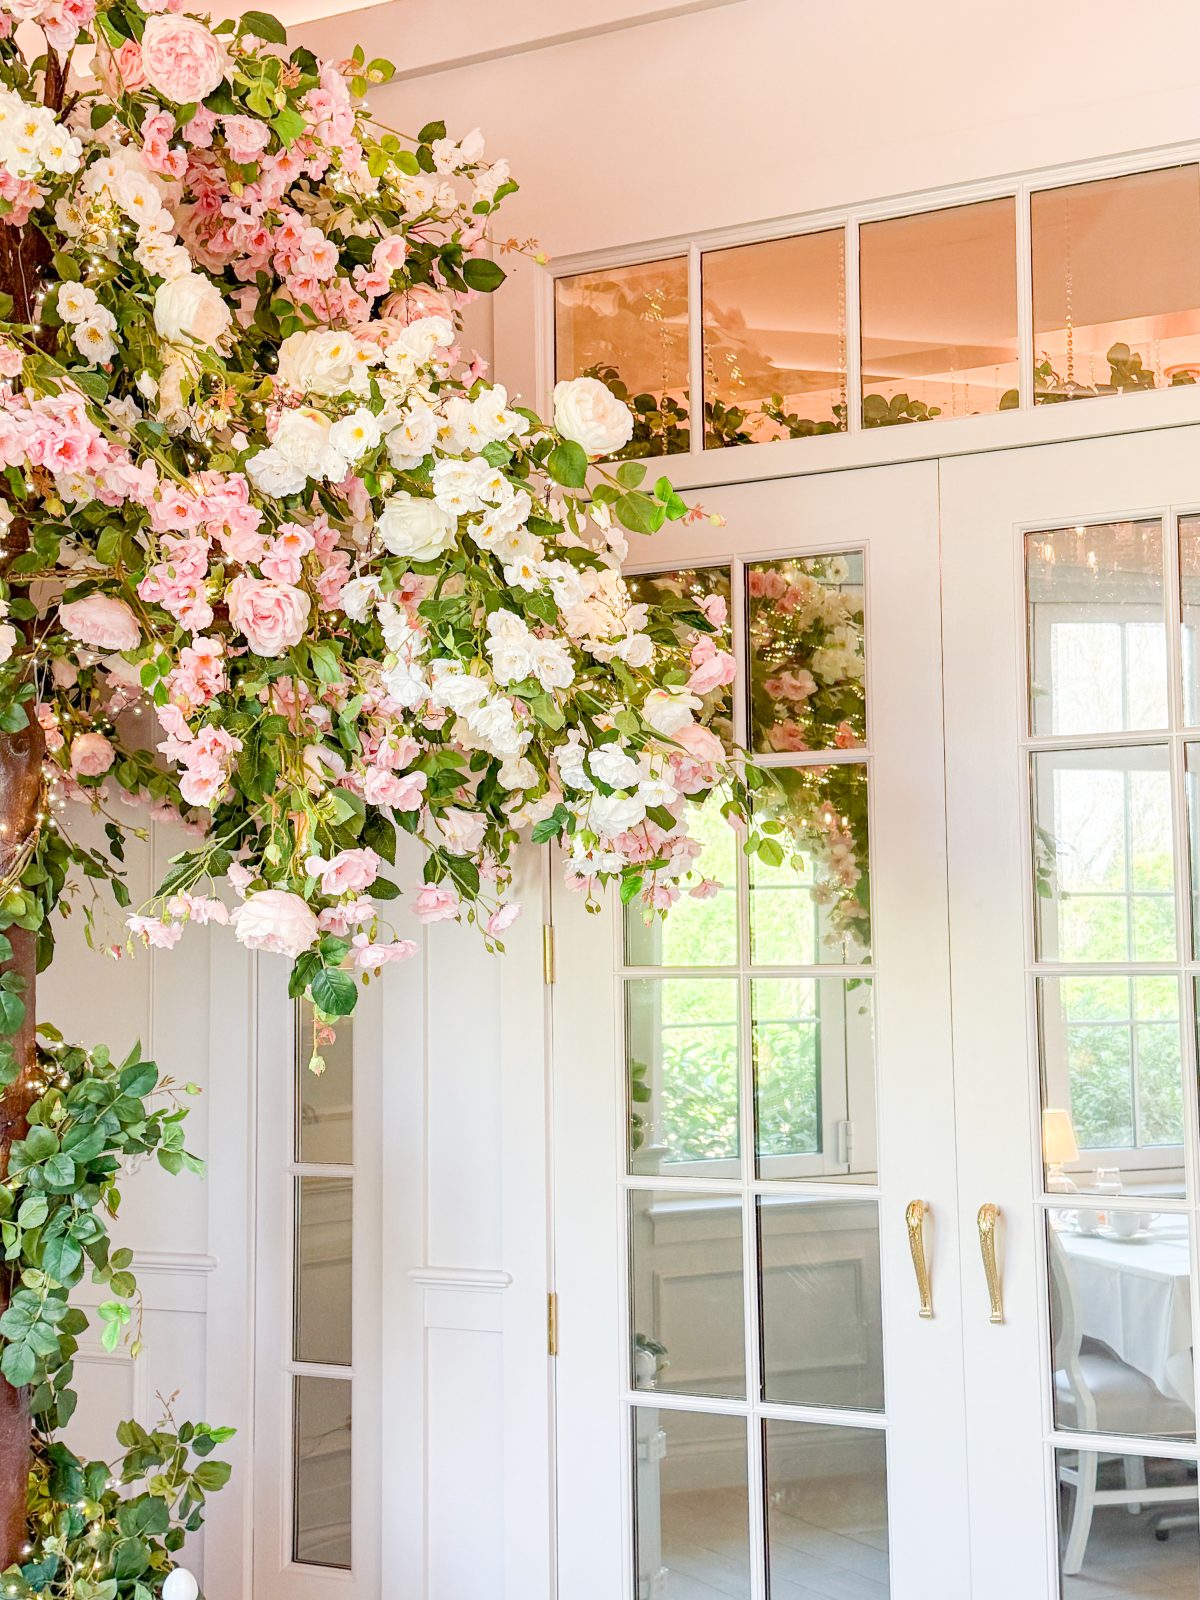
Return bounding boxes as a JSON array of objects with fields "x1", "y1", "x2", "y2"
[{"x1": 553, "y1": 159, "x2": 1200, "y2": 456}]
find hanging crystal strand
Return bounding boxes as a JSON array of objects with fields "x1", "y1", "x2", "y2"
[{"x1": 836, "y1": 231, "x2": 848, "y2": 426}]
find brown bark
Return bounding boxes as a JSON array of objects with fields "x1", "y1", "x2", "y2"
[{"x1": 0, "y1": 721, "x2": 43, "y2": 1566}]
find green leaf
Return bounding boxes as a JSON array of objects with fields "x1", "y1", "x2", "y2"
[
  {"x1": 310, "y1": 966, "x2": 357, "y2": 1018},
  {"x1": 544, "y1": 440, "x2": 588, "y2": 488},
  {"x1": 1, "y1": 1339, "x2": 36, "y2": 1386},
  {"x1": 43, "y1": 1153, "x2": 76, "y2": 1189},
  {"x1": 614, "y1": 491, "x2": 666, "y2": 536},
  {"x1": 240, "y1": 8, "x2": 288, "y2": 41},
  {"x1": 619, "y1": 875, "x2": 644, "y2": 905},
  {"x1": 417, "y1": 119, "x2": 447, "y2": 143},
  {"x1": 41, "y1": 1235, "x2": 82, "y2": 1284},
  {"x1": 616, "y1": 461, "x2": 647, "y2": 489},
  {"x1": 271, "y1": 107, "x2": 306, "y2": 147},
  {"x1": 461, "y1": 257, "x2": 506, "y2": 293}
]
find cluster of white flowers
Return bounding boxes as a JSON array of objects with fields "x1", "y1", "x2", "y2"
[
  {"x1": 0, "y1": 85, "x2": 81, "y2": 181},
  {"x1": 56, "y1": 279, "x2": 118, "y2": 364}
]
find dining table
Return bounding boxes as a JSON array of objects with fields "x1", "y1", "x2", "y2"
[{"x1": 1058, "y1": 1213, "x2": 1194, "y2": 1406}]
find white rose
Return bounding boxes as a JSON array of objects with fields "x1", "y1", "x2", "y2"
[
  {"x1": 273, "y1": 408, "x2": 347, "y2": 484},
  {"x1": 486, "y1": 610, "x2": 535, "y2": 684},
  {"x1": 375, "y1": 492, "x2": 457, "y2": 562},
  {"x1": 589, "y1": 744, "x2": 641, "y2": 790},
  {"x1": 154, "y1": 272, "x2": 232, "y2": 346},
  {"x1": 339, "y1": 575, "x2": 382, "y2": 622},
  {"x1": 329, "y1": 408, "x2": 381, "y2": 460},
  {"x1": 552, "y1": 376, "x2": 633, "y2": 457},
  {"x1": 589, "y1": 790, "x2": 647, "y2": 835},
  {"x1": 277, "y1": 329, "x2": 370, "y2": 398},
  {"x1": 643, "y1": 688, "x2": 701, "y2": 737},
  {"x1": 529, "y1": 637, "x2": 574, "y2": 692},
  {"x1": 245, "y1": 446, "x2": 305, "y2": 498},
  {"x1": 231, "y1": 889, "x2": 318, "y2": 959}
]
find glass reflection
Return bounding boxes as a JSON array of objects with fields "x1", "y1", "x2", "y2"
[
  {"x1": 1032, "y1": 745, "x2": 1175, "y2": 964},
  {"x1": 1026, "y1": 521, "x2": 1168, "y2": 737},
  {"x1": 629, "y1": 1189, "x2": 746, "y2": 1400},
  {"x1": 626, "y1": 978, "x2": 740, "y2": 1174},
  {"x1": 1180, "y1": 517, "x2": 1200, "y2": 726},
  {"x1": 753, "y1": 978, "x2": 877, "y2": 1182},
  {"x1": 758, "y1": 1196, "x2": 884, "y2": 1411},
  {"x1": 764, "y1": 1420, "x2": 890, "y2": 1598},
  {"x1": 626, "y1": 792, "x2": 738, "y2": 968},
  {"x1": 1038, "y1": 976, "x2": 1183, "y2": 1192},
  {"x1": 294, "y1": 1175, "x2": 353, "y2": 1367},
  {"x1": 626, "y1": 564, "x2": 733, "y2": 746},
  {"x1": 749, "y1": 765, "x2": 870, "y2": 966},
  {"x1": 554, "y1": 257, "x2": 689, "y2": 456},
  {"x1": 1048, "y1": 1212, "x2": 1194, "y2": 1442},
  {"x1": 702, "y1": 229, "x2": 847, "y2": 447},
  {"x1": 633, "y1": 1409, "x2": 750, "y2": 1599},
  {"x1": 293, "y1": 1375, "x2": 352, "y2": 1569},
  {"x1": 747, "y1": 551, "x2": 865, "y2": 753},
  {"x1": 1057, "y1": 1448, "x2": 1199, "y2": 1597},
  {"x1": 296, "y1": 1003, "x2": 353, "y2": 1166},
  {"x1": 859, "y1": 197, "x2": 1018, "y2": 423},
  {"x1": 1033, "y1": 166, "x2": 1200, "y2": 404}
]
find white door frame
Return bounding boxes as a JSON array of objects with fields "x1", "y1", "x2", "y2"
[{"x1": 551, "y1": 462, "x2": 971, "y2": 1597}]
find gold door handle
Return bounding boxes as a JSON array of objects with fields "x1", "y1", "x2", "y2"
[
  {"x1": 905, "y1": 1199, "x2": 932, "y2": 1319},
  {"x1": 977, "y1": 1203, "x2": 1004, "y2": 1324}
]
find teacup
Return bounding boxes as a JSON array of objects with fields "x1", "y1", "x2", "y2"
[
  {"x1": 1074, "y1": 1209, "x2": 1101, "y2": 1235},
  {"x1": 1110, "y1": 1210, "x2": 1141, "y2": 1238}
]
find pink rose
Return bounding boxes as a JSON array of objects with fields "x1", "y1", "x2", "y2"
[
  {"x1": 70, "y1": 731, "x2": 115, "y2": 778},
  {"x1": 140, "y1": 14, "x2": 228, "y2": 104},
  {"x1": 232, "y1": 889, "x2": 318, "y2": 959},
  {"x1": 410, "y1": 884, "x2": 459, "y2": 924},
  {"x1": 222, "y1": 114, "x2": 270, "y2": 164},
  {"x1": 59, "y1": 594, "x2": 141, "y2": 651},
  {"x1": 435, "y1": 806, "x2": 487, "y2": 856},
  {"x1": 114, "y1": 38, "x2": 146, "y2": 89},
  {"x1": 126, "y1": 914, "x2": 183, "y2": 950},
  {"x1": 672, "y1": 723, "x2": 725, "y2": 764},
  {"x1": 485, "y1": 902, "x2": 521, "y2": 937},
  {"x1": 687, "y1": 637, "x2": 737, "y2": 695},
  {"x1": 227, "y1": 573, "x2": 311, "y2": 657},
  {"x1": 350, "y1": 933, "x2": 418, "y2": 970},
  {"x1": 306, "y1": 847, "x2": 380, "y2": 897}
]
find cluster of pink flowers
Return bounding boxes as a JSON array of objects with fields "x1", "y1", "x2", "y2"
[{"x1": 156, "y1": 705, "x2": 241, "y2": 808}]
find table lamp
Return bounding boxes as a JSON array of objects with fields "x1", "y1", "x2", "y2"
[{"x1": 1042, "y1": 1108, "x2": 1079, "y2": 1192}]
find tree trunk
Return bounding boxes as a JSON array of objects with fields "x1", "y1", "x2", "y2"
[{"x1": 0, "y1": 721, "x2": 43, "y2": 1565}]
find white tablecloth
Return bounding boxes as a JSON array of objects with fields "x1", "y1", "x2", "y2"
[{"x1": 1059, "y1": 1217, "x2": 1194, "y2": 1405}]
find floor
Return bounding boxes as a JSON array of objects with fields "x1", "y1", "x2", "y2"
[{"x1": 651, "y1": 1470, "x2": 1200, "y2": 1598}]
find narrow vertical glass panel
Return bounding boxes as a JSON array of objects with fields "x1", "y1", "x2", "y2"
[
  {"x1": 753, "y1": 978, "x2": 877, "y2": 1183},
  {"x1": 554, "y1": 258, "x2": 690, "y2": 456},
  {"x1": 747, "y1": 551, "x2": 865, "y2": 753},
  {"x1": 758, "y1": 1196, "x2": 884, "y2": 1410},
  {"x1": 626, "y1": 564, "x2": 734, "y2": 744},
  {"x1": 1026, "y1": 520, "x2": 1168, "y2": 736},
  {"x1": 632, "y1": 1408, "x2": 750, "y2": 1599},
  {"x1": 749, "y1": 764, "x2": 870, "y2": 965},
  {"x1": 295, "y1": 1003, "x2": 353, "y2": 1166},
  {"x1": 294, "y1": 1176, "x2": 352, "y2": 1366},
  {"x1": 625, "y1": 792, "x2": 738, "y2": 967},
  {"x1": 1190, "y1": 746, "x2": 1200, "y2": 952},
  {"x1": 293, "y1": 1375, "x2": 352, "y2": 1569},
  {"x1": 626, "y1": 978, "x2": 740, "y2": 1175},
  {"x1": 701, "y1": 230, "x2": 848, "y2": 447},
  {"x1": 629, "y1": 1190, "x2": 746, "y2": 1399},
  {"x1": 1031, "y1": 745, "x2": 1175, "y2": 963},
  {"x1": 1056, "y1": 1449, "x2": 1198, "y2": 1596},
  {"x1": 1048, "y1": 1212, "x2": 1194, "y2": 1441},
  {"x1": 764, "y1": 1420, "x2": 890, "y2": 1597},
  {"x1": 1032, "y1": 166, "x2": 1200, "y2": 404},
  {"x1": 1180, "y1": 516, "x2": 1200, "y2": 725},
  {"x1": 1038, "y1": 976, "x2": 1184, "y2": 1194},
  {"x1": 859, "y1": 197, "x2": 1018, "y2": 424}
]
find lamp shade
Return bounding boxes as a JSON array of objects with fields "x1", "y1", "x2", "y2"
[{"x1": 1042, "y1": 1107, "x2": 1080, "y2": 1167}]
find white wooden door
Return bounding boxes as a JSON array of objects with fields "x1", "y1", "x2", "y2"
[
  {"x1": 251, "y1": 962, "x2": 383, "y2": 1599},
  {"x1": 552, "y1": 461, "x2": 971, "y2": 1598},
  {"x1": 942, "y1": 428, "x2": 1200, "y2": 1599}
]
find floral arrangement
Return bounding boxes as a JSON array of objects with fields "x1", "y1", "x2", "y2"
[{"x1": 0, "y1": 0, "x2": 786, "y2": 1583}]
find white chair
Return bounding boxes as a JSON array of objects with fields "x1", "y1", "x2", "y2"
[{"x1": 1049, "y1": 1230, "x2": 1195, "y2": 1576}]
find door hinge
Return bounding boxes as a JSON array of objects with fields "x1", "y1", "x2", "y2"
[
  {"x1": 836, "y1": 1119, "x2": 853, "y2": 1165},
  {"x1": 547, "y1": 1291, "x2": 558, "y2": 1356},
  {"x1": 542, "y1": 924, "x2": 556, "y2": 985}
]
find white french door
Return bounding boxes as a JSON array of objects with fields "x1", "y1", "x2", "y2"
[
  {"x1": 942, "y1": 427, "x2": 1200, "y2": 1599},
  {"x1": 551, "y1": 462, "x2": 972, "y2": 1598}
]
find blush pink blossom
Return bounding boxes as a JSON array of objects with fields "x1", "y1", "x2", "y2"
[
  {"x1": 166, "y1": 891, "x2": 230, "y2": 925},
  {"x1": 410, "y1": 884, "x2": 459, "y2": 924},
  {"x1": 687, "y1": 637, "x2": 737, "y2": 695},
  {"x1": 227, "y1": 573, "x2": 311, "y2": 657},
  {"x1": 127, "y1": 914, "x2": 183, "y2": 950},
  {"x1": 58, "y1": 594, "x2": 141, "y2": 651},
  {"x1": 306, "y1": 847, "x2": 381, "y2": 896},
  {"x1": 140, "y1": 14, "x2": 228, "y2": 104},
  {"x1": 350, "y1": 933, "x2": 418, "y2": 969},
  {"x1": 317, "y1": 899, "x2": 375, "y2": 937},
  {"x1": 70, "y1": 731, "x2": 115, "y2": 777},
  {"x1": 485, "y1": 902, "x2": 521, "y2": 937},
  {"x1": 232, "y1": 889, "x2": 319, "y2": 959},
  {"x1": 222, "y1": 114, "x2": 270, "y2": 163},
  {"x1": 689, "y1": 878, "x2": 722, "y2": 901}
]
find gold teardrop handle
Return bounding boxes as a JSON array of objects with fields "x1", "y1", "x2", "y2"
[
  {"x1": 905, "y1": 1199, "x2": 933, "y2": 1319},
  {"x1": 977, "y1": 1203, "x2": 1004, "y2": 1324}
]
